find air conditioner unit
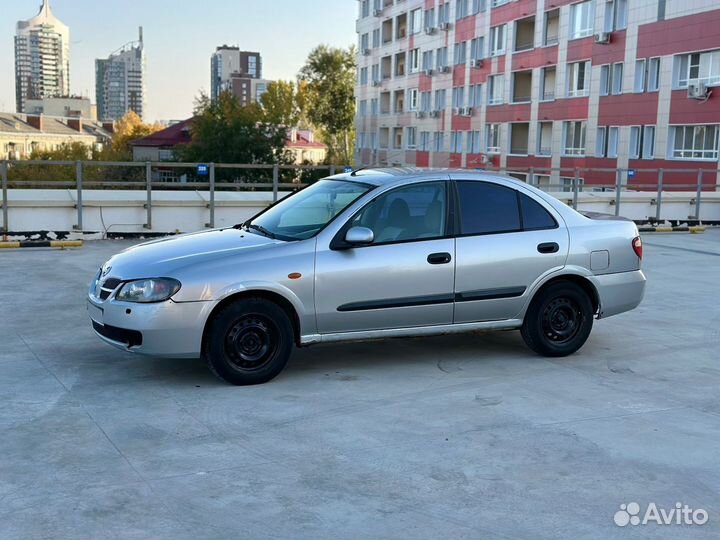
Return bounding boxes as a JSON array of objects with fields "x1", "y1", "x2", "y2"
[
  {"x1": 372, "y1": 79, "x2": 382, "y2": 87},
  {"x1": 470, "y1": 58, "x2": 484, "y2": 68},
  {"x1": 439, "y1": 22, "x2": 452, "y2": 31},
  {"x1": 362, "y1": 49, "x2": 371, "y2": 56},
  {"x1": 416, "y1": 111, "x2": 426, "y2": 119},
  {"x1": 424, "y1": 26, "x2": 437, "y2": 35},
  {"x1": 373, "y1": 8, "x2": 383, "y2": 16},
  {"x1": 461, "y1": 107, "x2": 474, "y2": 117},
  {"x1": 594, "y1": 32, "x2": 611, "y2": 44},
  {"x1": 423, "y1": 68, "x2": 434, "y2": 76},
  {"x1": 429, "y1": 110, "x2": 441, "y2": 118},
  {"x1": 441, "y1": 65, "x2": 451, "y2": 73},
  {"x1": 452, "y1": 107, "x2": 460, "y2": 115},
  {"x1": 687, "y1": 82, "x2": 709, "y2": 100}
]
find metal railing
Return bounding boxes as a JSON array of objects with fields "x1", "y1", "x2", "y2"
[{"x1": 1, "y1": 161, "x2": 719, "y2": 233}]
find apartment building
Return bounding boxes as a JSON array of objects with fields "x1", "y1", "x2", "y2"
[
  {"x1": 210, "y1": 47, "x2": 263, "y2": 102},
  {"x1": 355, "y1": 0, "x2": 720, "y2": 189},
  {"x1": 96, "y1": 28, "x2": 146, "y2": 121}
]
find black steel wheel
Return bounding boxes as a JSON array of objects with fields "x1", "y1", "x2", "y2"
[
  {"x1": 521, "y1": 282, "x2": 594, "y2": 357},
  {"x1": 205, "y1": 298, "x2": 294, "y2": 385}
]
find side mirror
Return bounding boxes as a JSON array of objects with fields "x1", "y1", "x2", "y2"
[{"x1": 345, "y1": 226, "x2": 374, "y2": 245}]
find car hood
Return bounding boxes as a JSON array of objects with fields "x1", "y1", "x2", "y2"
[{"x1": 103, "y1": 228, "x2": 279, "y2": 279}]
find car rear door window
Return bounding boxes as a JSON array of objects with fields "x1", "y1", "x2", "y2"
[
  {"x1": 519, "y1": 193, "x2": 557, "y2": 230},
  {"x1": 456, "y1": 181, "x2": 521, "y2": 235}
]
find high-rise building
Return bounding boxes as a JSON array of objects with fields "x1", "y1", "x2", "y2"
[
  {"x1": 355, "y1": 0, "x2": 720, "y2": 189},
  {"x1": 14, "y1": 0, "x2": 70, "y2": 113},
  {"x1": 96, "y1": 28, "x2": 146, "y2": 121},
  {"x1": 210, "y1": 46, "x2": 262, "y2": 101}
]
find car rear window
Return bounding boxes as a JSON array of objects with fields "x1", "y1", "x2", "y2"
[
  {"x1": 519, "y1": 193, "x2": 557, "y2": 230},
  {"x1": 457, "y1": 181, "x2": 521, "y2": 235}
]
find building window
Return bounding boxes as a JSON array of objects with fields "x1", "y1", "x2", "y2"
[
  {"x1": 454, "y1": 41, "x2": 467, "y2": 65},
  {"x1": 424, "y1": 8, "x2": 436, "y2": 29},
  {"x1": 406, "y1": 127, "x2": 417, "y2": 149},
  {"x1": 438, "y1": 3, "x2": 450, "y2": 25},
  {"x1": 541, "y1": 66, "x2": 556, "y2": 100},
  {"x1": 642, "y1": 126, "x2": 656, "y2": 159},
  {"x1": 360, "y1": 33, "x2": 369, "y2": 51},
  {"x1": 408, "y1": 88, "x2": 419, "y2": 111},
  {"x1": 410, "y1": 8, "x2": 423, "y2": 34},
  {"x1": 434, "y1": 131, "x2": 445, "y2": 152},
  {"x1": 562, "y1": 121, "x2": 586, "y2": 156},
  {"x1": 452, "y1": 86, "x2": 465, "y2": 109},
  {"x1": 422, "y1": 51, "x2": 434, "y2": 71},
  {"x1": 456, "y1": 0, "x2": 469, "y2": 19},
  {"x1": 629, "y1": 126, "x2": 641, "y2": 159},
  {"x1": 611, "y1": 63, "x2": 624, "y2": 94},
  {"x1": 491, "y1": 0, "x2": 509, "y2": 7},
  {"x1": 434, "y1": 89, "x2": 447, "y2": 111},
  {"x1": 607, "y1": 126, "x2": 619, "y2": 158},
  {"x1": 670, "y1": 125, "x2": 719, "y2": 160},
  {"x1": 490, "y1": 25, "x2": 506, "y2": 56},
  {"x1": 420, "y1": 91, "x2": 432, "y2": 112},
  {"x1": 470, "y1": 37, "x2": 484, "y2": 60},
  {"x1": 567, "y1": 61, "x2": 591, "y2": 97},
  {"x1": 372, "y1": 28, "x2": 380, "y2": 48},
  {"x1": 648, "y1": 57, "x2": 661, "y2": 91},
  {"x1": 472, "y1": 0, "x2": 486, "y2": 13},
  {"x1": 634, "y1": 59, "x2": 646, "y2": 93},
  {"x1": 596, "y1": 127, "x2": 607, "y2": 157},
  {"x1": 674, "y1": 50, "x2": 720, "y2": 88},
  {"x1": 409, "y1": 49, "x2": 421, "y2": 73},
  {"x1": 569, "y1": 1, "x2": 594, "y2": 39},
  {"x1": 604, "y1": 0, "x2": 628, "y2": 32},
  {"x1": 372, "y1": 63, "x2": 380, "y2": 83},
  {"x1": 514, "y1": 17, "x2": 536, "y2": 52},
  {"x1": 544, "y1": 9, "x2": 560, "y2": 45},
  {"x1": 511, "y1": 70, "x2": 532, "y2": 103},
  {"x1": 486, "y1": 124, "x2": 501, "y2": 153},
  {"x1": 468, "y1": 84, "x2": 483, "y2": 107},
  {"x1": 361, "y1": 0, "x2": 370, "y2": 18},
  {"x1": 450, "y1": 131, "x2": 464, "y2": 153},
  {"x1": 420, "y1": 131, "x2": 431, "y2": 151},
  {"x1": 487, "y1": 74, "x2": 504, "y2": 105},
  {"x1": 359, "y1": 100, "x2": 368, "y2": 117},
  {"x1": 510, "y1": 123, "x2": 530, "y2": 155},
  {"x1": 468, "y1": 130, "x2": 482, "y2": 154},
  {"x1": 436, "y1": 47, "x2": 449, "y2": 70},
  {"x1": 359, "y1": 67, "x2": 368, "y2": 85},
  {"x1": 537, "y1": 122, "x2": 553, "y2": 156},
  {"x1": 370, "y1": 98, "x2": 378, "y2": 115}
]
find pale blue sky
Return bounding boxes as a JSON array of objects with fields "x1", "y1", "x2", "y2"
[{"x1": 1, "y1": 0, "x2": 357, "y2": 121}]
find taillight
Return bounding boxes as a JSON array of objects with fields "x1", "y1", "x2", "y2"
[{"x1": 632, "y1": 236, "x2": 643, "y2": 259}]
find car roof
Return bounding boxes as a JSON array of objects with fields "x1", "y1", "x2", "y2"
[{"x1": 328, "y1": 167, "x2": 515, "y2": 187}]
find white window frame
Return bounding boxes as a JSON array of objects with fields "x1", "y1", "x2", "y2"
[
  {"x1": 669, "y1": 125, "x2": 720, "y2": 160},
  {"x1": 675, "y1": 50, "x2": 720, "y2": 88},
  {"x1": 537, "y1": 122, "x2": 553, "y2": 156},
  {"x1": 490, "y1": 25, "x2": 506, "y2": 56},
  {"x1": 611, "y1": 62, "x2": 624, "y2": 95},
  {"x1": 567, "y1": 61, "x2": 591, "y2": 97},
  {"x1": 607, "y1": 126, "x2": 619, "y2": 158},
  {"x1": 406, "y1": 127, "x2": 417, "y2": 149},
  {"x1": 629, "y1": 126, "x2": 641, "y2": 159},
  {"x1": 634, "y1": 59, "x2": 646, "y2": 93},
  {"x1": 569, "y1": 1, "x2": 594, "y2": 40},
  {"x1": 596, "y1": 127, "x2": 607, "y2": 157},
  {"x1": 409, "y1": 49, "x2": 421, "y2": 73},
  {"x1": 488, "y1": 74, "x2": 504, "y2": 105},
  {"x1": 642, "y1": 126, "x2": 656, "y2": 159},
  {"x1": 562, "y1": 121, "x2": 586, "y2": 156},
  {"x1": 408, "y1": 88, "x2": 419, "y2": 111},
  {"x1": 648, "y1": 57, "x2": 661, "y2": 91},
  {"x1": 410, "y1": 8, "x2": 423, "y2": 34},
  {"x1": 486, "y1": 124, "x2": 501, "y2": 154}
]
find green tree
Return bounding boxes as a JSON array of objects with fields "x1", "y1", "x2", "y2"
[
  {"x1": 260, "y1": 80, "x2": 302, "y2": 126},
  {"x1": 299, "y1": 45, "x2": 356, "y2": 166},
  {"x1": 8, "y1": 142, "x2": 99, "y2": 183}
]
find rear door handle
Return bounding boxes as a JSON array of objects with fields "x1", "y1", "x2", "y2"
[
  {"x1": 537, "y1": 242, "x2": 559, "y2": 254},
  {"x1": 427, "y1": 252, "x2": 452, "y2": 265}
]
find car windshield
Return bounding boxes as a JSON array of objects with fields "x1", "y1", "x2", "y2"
[{"x1": 244, "y1": 179, "x2": 374, "y2": 241}]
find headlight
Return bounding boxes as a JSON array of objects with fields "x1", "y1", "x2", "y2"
[{"x1": 115, "y1": 278, "x2": 181, "y2": 303}]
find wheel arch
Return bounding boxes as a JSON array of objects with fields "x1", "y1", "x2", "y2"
[
  {"x1": 201, "y1": 289, "x2": 303, "y2": 353},
  {"x1": 524, "y1": 273, "x2": 600, "y2": 317}
]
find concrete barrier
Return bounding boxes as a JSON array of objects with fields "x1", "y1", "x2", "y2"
[{"x1": 1, "y1": 188, "x2": 719, "y2": 239}]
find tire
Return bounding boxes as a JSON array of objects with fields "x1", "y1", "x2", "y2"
[
  {"x1": 204, "y1": 297, "x2": 294, "y2": 385},
  {"x1": 521, "y1": 282, "x2": 594, "y2": 357}
]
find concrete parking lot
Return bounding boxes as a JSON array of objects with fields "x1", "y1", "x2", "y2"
[{"x1": 1, "y1": 231, "x2": 719, "y2": 539}]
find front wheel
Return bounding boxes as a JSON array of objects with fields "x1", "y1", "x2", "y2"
[
  {"x1": 521, "y1": 282, "x2": 594, "y2": 357},
  {"x1": 205, "y1": 298, "x2": 294, "y2": 385}
]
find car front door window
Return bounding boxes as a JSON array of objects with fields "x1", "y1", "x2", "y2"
[{"x1": 352, "y1": 182, "x2": 447, "y2": 244}]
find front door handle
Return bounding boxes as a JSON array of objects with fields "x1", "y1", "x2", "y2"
[
  {"x1": 537, "y1": 242, "x2": 559, "y2": 254},
  {"x1": 427, "y1": 252, "x2": 452, "y2": 265}
]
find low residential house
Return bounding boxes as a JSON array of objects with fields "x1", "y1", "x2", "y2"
[
  {"x1": 286, "y1": 128, "x2": 327, "y2": 165},
  {"x1": 0, "y1": 113, "x2": 112, "y2": 159}
]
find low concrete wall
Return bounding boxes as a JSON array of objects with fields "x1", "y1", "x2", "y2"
[{"x1": 2, "y1": 189, "x2": 719, "y2": 239}]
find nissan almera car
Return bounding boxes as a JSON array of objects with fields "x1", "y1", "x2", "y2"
[{"x1": 88, "y1": 168, "x2": 646, "y2": 385}]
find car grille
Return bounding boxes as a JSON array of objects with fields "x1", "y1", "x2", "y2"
[
  {"x1": 92, "y1": 321, "x2": 143, "y2": 347},
  {"x1": 97, "y1": 278, "x2": 122, "y2": 300}
]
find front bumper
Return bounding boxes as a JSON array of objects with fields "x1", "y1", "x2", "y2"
[
  {"x1": 87, "y1": 296, "x2": 216, "y2": 358},
  {"x1": 595, "y1": 269, "x2": 646, "y2": 319}
]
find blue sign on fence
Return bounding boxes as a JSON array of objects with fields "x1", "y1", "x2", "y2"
[
  {"x1": 197, "y1": 164, "x2": 209, "y2": 176},
  {"x1": 627, "y1": 169, "x2": 636, "y2": 179},
  {"x1": 344, "y1": 166, "x2": 353, "y2": 173}
]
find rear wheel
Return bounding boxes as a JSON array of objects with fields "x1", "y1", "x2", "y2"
[
  {"x1": 205, "y1": 298, "x2": 293, "y2": 385},
  {"x1": 521, "y1": 282, "x2": 594, "y2": 357}
]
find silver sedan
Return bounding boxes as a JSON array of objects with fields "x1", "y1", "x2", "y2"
[{"x1": 88, "y1": 169, "x2": 646, "y2": 385}]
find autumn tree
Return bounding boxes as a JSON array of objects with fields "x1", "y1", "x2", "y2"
[
  {"x1": 299, "y1": 45, "x2": 356, "y2": 166},
  {"x1": 104, "y1": 110, "x2": 164, "y2": 161}
]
